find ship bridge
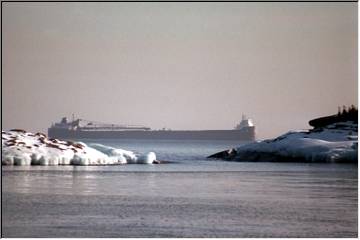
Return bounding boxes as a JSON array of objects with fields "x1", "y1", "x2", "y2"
[{"x1": 235, "y1": 115, "x2": 254, "y2": 130}]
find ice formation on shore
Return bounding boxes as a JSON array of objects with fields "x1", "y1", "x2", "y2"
[
  {"x1": 208, "y1": 121, "x2": 358, "y2": 163},
  {"x1": 2, "y1": 130, "x2": 158, "y2": 166}
]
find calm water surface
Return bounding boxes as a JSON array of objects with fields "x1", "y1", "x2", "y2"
[{"x1": 2, "y1": 139, "x2": 358, "y2": 237}]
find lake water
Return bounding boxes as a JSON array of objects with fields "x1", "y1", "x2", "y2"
[{"x1": 2, "y1": 139, "x2": 358, "y2": 237}]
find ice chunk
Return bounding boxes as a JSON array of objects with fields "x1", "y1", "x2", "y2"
[
  {"x1": 2, "y1": 130, "x2": 159, "y2": 166},
  {"x1": 132, "y1": 152, "x2": 157, "y2": 164}
]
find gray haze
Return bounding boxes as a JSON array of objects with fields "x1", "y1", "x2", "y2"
[{"x1": 2, "y1": 3, "x2": 357, "y2": 139}]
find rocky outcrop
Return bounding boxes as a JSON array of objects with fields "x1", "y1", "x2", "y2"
[{"x1": 208, "y1": 121, "x2": 357, "y2": 163}]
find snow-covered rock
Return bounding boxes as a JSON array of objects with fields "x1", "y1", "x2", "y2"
[
  {"x1": 2, "y1": 130, "x2": 158, "y2": 166},
  {"x1": 208, "y1": 121, "x2": 358, "y2": 163}
]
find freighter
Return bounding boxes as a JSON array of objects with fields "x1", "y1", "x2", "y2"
[{"x1": 48, "y1": 115, "x2": 256, "y2": 141}]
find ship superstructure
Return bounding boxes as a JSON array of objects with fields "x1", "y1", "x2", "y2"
[
  {"x1": 235, "y1": 114, "x2": 254, "y2": 130},
  {"x1": 48, "y1": 116, "x2": 256, "y2": 141},
  {"x1": 51, "y1": 117, "x2": 150, "y2": 131}
]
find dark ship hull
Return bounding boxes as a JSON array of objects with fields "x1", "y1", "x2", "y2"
[{"x1": 48, "y1": 127, "x2": 255, "y2": 141}]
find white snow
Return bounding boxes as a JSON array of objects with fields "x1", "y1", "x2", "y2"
[
  {"x1": 232, "y1": 121, "x2": 358, "y2": 163},
  {"x1": 135, "y1": 152, "x2": 157, "y2": 164},
  {"x1": 2, "y1": 130, "x2": 157, "y2": 166}
]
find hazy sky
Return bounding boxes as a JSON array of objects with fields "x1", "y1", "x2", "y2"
[{"x1": 2, "y1": 2, "x2": 357, "y2": 139}]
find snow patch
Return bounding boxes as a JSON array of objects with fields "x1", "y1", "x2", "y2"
[
  {"x1": 209, "y1": 121, "x2": 358, "y2": 163},
  {"x1": 2, "y1": 130, "x2": 157, "y2": 166}
]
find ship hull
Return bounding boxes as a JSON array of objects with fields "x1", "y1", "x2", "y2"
[{"x1": 48, "y1": 127, "x2": 255, "y2": 141}]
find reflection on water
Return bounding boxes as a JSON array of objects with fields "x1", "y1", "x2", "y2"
[
  {"x1": 84, "y1": 138, "x2": 246, "y2": 162},
  {"x1": 2, "y1": 163, "x2": 358, "y2": 237},
  {"x1": 3, "y1": 164, "x2": 357, "y2": 198},
  {"x1": 2, "y1": 139, "x2": 358, "y2": 237}
]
